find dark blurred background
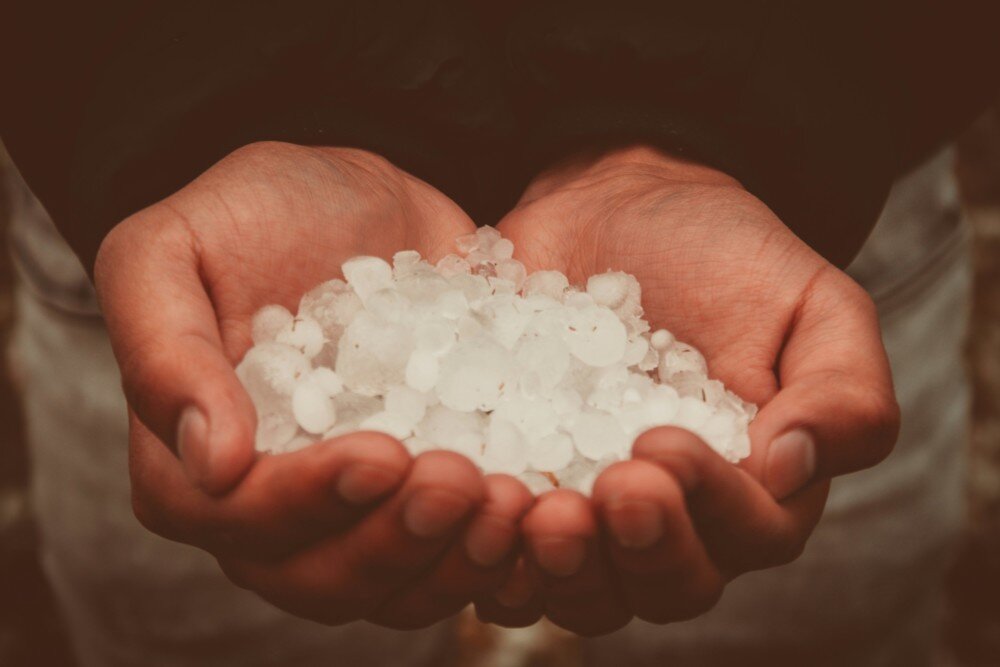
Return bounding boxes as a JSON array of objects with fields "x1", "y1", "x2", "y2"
[{"x1": 1, "y1": 106, "x2": 999, "y2": 665}]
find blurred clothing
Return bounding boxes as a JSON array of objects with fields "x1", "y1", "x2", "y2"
[{"x1": 5, "y1": 147, "x2": 969, "y2": 666}]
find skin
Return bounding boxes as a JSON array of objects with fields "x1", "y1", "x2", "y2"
[
  {"x1": 96, "y1": 140, "x2": 899, "y2": 634},
  {"x1": 94, "y1": 141, "x2": 534, "y2": 628},
  {"x1": 474, "y1": 145, "x2": 901, "y2": 636}
]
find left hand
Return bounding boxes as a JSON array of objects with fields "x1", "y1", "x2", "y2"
[{"x1": 474, "y1": 146, "x2": 900, "y2": 635}]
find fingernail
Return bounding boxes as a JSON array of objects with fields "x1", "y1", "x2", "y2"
[
  {"x1": 403, "y1": 490, "x2": 473, "y2": 539},
  {"x1": 465, "y1": 517, "x2": 515, "y2": 568},
  {"x1": 532, "y1": 536, "x2": 586, "y2": 577},
  {"x1": 177, "y1": 406, "x2": 211, "y2": 487},
  {"x1": 605, "y1": 500, "x2": 663, "y2": 549},
  {"x1": 765, "y1": 429, "x2": 817, "y2": 500},
  {"x1": 337, "y1": 463, "x2": 403, "y2": 505}
]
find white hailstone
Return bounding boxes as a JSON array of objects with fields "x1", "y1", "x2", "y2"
[
  {"x1": 436, "y1": 254, "x2": 472, "y2": 277},
  {"x1": 342, "y1": 256, "x2": 393, "y2": 301},
  {"x1": 395, "y1": 269, "x2": 451, "y2": 305},
  {"x1": 384, "y1": 385, "x2": 428, "y2": 425},
  {"x1": 482, "y1": 416, "x2": 528, "y2": 475},
  {"x1": 528, "y1": 432, "x2": 574, "y2": 471},
  {"x1": 434, "y1": 289, "x2": 470, "y2": 319},
  {"x1": 673, "y1": 396, "x2": 714, "y2": 432},
  {"x1": 307, "y1": 367, "x2": 344, "y2": 396},
  {"x1": 454, "y1": 232, "x2": 480, "y2": 254},
  {"x1": 275, "y1": 316, "x2": 325, "y2": 359},
  {"x1": 555, "y1": 456, "x2": 605, "y2": 496},
  {"x1": 649, "y1": 328, "x2": 674, "y2": 351},
  {"x1": 494, "y1": 396, "x2": 559, "y2": 441},
  {"x1": 564, "y1": 290, "x2": 596, "y2": 309},
  {"x1": 414, "y1": 320, "x2": 457, "y2": 355},
  {"x1": 456, "y1": 314, "x2": 484, "y2": 340},
  {"x1": 365, "y1": 288, "x2": 410, "y2": 323},
  {"x1": 449, "y1": 273, "x2": 492, "y2": 306},
  {"x1": 586, "y1": 272, "x2": 630, "y2": 309},
  {"x1": 292, "y1": 377, "x2": 337, "y2": 434},
  {"x1": 483, "y1": 297, "x2": 530, "y2": 349},
  {"x1": 236, "y1": 342, "x2": 311, "y2": 402},
  {"x1": 487, "y1": 276, "x2": 517, "y2": 296},
  {"x1": 495, "y1": 258, "x2": 526, "y2": 291},
  {"x1": 638, "y1": 345, "x2": 660, "y2": 371},
  {"x1": 565, "y1": 306, "x2": 628, "y2": 367},
  {"x1": 551, "y1": 387, "x2": 584, "y2": 418},
  {"x1": 523, "y1": 270, "x2": 569, "y2": 299},
  {"x1": 360, "y1": 411, "x2": 414, "y2": 440},
  {"x1": 623, "y1": 335, "x2": 650, "y2": 366},
  {"x1": 658, "y1": 341, "x2": 708, "y2": 381},
  {"x1": 239, "y1": 226, "x2": 756, "y2": 495},
  {"x1": 336, "y1": 312, "x2": 412, "y2": 396},
  {"x1": 492, "y1": 238, "x2": 515, "y2": 260},
  {"x1": 475, "y1": 225, "x2": 502, "y2": 252},
  {"x1": 405, "y1": 349, "x2": 440, "y2": 392},
  {"x1": 255, "y1": 412, "x2": 298, "y2": 451},
  {"x1": 323, "y1": 393, "x2": 383, "y2": 439},
  {"x1": 514, "y1": 335, "x2": 570, "y2": 397},
  {"x1": 415, "y1": 405, "x2": 484, "y2": 458},
  {"x1": 570, "y1": 412, "x2": 630, "y2": 460},
  {"x1": 437, "y1": 338, "x2": 514, "y2": 412},
  {"x1": 251, "y1": 304, "x2": 294, "y2": 344},
  {"x1": 392, "y1": 249, "x2": 422, "y2": 277}
]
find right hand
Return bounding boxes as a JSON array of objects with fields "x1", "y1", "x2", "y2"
[
  {"x1": 475, "y1": 145, "x2": 900, "y2": 635},
  {"x1": 95, "y1": 141, "x2": 533, "y2": 627}
]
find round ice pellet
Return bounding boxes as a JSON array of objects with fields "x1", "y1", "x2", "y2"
[
  {"x1": 342, "y1": 255, "x2": 393, "y2": 301},
  {"x1": 570, "y1": 412, "x2": 630, "y2": 460},
  {"x1": 292, "y1": 380, "x2": 337, "y2": 434},
  {"x1": 251, "y1": 304, "x2": 294, "y2": 344},
  {"x1": 565, "y1": 306, "x2": 628, "y2": 367},
  {"x1": 528, "y1": 432, "x2": 574, "y2": 471}
]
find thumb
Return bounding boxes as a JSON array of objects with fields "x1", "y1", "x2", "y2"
[
  {"x1": 96, "y1": 213, "x2": 256, "y2": 495},
  {"x1": 743, "y1": 271, "x2": 900, "y2": 500}
]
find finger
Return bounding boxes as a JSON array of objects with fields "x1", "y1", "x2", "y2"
[
  {"x1": 474, "y1": 557, "x2": 545, "y2": 628},
  {"x1": 369, "y1": 474, "x2": 534, "y2": 629},
  {"x1": 130, "y1": 419, "x2": 411, "y2": 559},
  {"x1": 217, "y1": 451, "x2": 485, "y2": 625},
  {"x1": 592, "y1": 459, "x2": 724, "y2": 623},
  {"x1": 96, "y1": 213, "x2": 256, "y2": 494},
  {"x1": 522, "y1": 490, "x2": 631, "y2": 637},
  {"x1": 633, "y1": 426, "x2": 828, "y2": 573},
  {"x1": 743, "y1": 271, "x2": 900, "y2": 499}
]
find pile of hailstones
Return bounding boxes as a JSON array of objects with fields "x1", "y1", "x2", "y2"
[{"x1": 237, "y1": 227, "x2": 756, "y2": 495}]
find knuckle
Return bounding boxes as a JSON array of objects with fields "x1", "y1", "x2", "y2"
[
  {"x1": 846, "y1": 384, "x2": 901, "y2": 468},
  {"x1": 676, "y1": 581, "x2": 725, "y2": 620},
  {"x1": 216, "y1": 558, "x2": 256, "y2": 591},
  {"x1": 130, "y1": 490, "x2": 167, "y2": 536},
  {"x1": 768, "y1": 533, "x2": 809, "y2": 567}
]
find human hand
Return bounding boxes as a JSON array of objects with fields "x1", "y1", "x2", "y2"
[
  {"x1": 475, "y1": 146, "x2": 900, "y2": 635},
  {"x1": 95, "y1": 142, "x2": 533, "y2": 627}
]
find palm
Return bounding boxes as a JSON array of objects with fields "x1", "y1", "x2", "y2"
[
  {"x1": 156, "y1": 143, "x2": 476, "y2": 362},
  {"x1": 505, "y1": 175, "x2": 836, "y2": 405},
  {"x1": 478, "y1": 149, "x2": 897, "y2": 635}
]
